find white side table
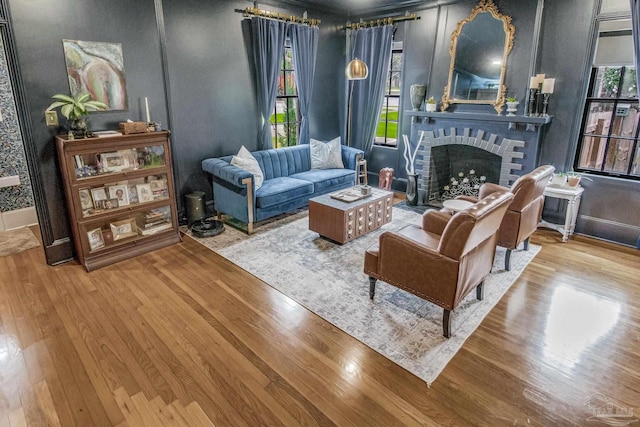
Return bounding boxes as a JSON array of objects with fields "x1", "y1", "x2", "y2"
[{"x1": 539, "y1": 185, "x2": 585, "y2": 242}]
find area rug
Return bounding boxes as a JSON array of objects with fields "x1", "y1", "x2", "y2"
[
  {"x1": 187, "y1": 209, "x2": 540, "y2": 385},
  {"x1": 0, "y1": 227, "x2": 40, "y2": 257}
]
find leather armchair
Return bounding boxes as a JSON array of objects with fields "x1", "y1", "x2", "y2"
[
  {"x1": 458, "y1": 165, "x2": 555, "y2": 271},
  {"x1": 364, "y1": 191, "x2": 514, "y2": 338}
]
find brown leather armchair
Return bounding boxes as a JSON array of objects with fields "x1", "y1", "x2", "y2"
[
  {"x1": 458, "y1": 165, "x2": 555, "y2": 271},
  {"x1": 364, "y1": 191, "x2": 514, "y2": 338}
]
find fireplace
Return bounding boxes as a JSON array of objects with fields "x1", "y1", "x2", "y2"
[{"x1": 407, "y1": 111, "x2": 553, "y2": 205}]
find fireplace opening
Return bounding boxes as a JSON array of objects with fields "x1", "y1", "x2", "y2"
[{"x1": 429, "y1": 145, "x2": 501, "y2": 202}]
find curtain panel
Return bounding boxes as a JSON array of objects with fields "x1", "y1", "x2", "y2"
[
  {"x1": 251, "y1": 17, "x2": 288, "y2": 150},
  {"x1": 346, "y1": 25, "x2": 393, "y2": 154},
  {"x1": 290, "y1": 24, "x2": 319, "y2": 145},
  {"x1": 631, "y1": 0, "x2": 640, "y2": 92}
]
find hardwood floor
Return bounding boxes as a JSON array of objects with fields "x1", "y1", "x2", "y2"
[{"x1": 0, "y1": 224, "x2": 638, "y2": 426}]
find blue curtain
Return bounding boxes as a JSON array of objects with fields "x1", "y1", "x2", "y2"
[
  {"x1": 290, "y1": 23, "x2": 319, "y2": 145},
  {"x1": 251, "y1": 17, "x2": 288, "y2": 150},
  {"x1": 347, "y1": 25, "x2": 393, "y2": 154},
  {"x1": 631, "y1": 0, "x2": 640, "y2": 92}
]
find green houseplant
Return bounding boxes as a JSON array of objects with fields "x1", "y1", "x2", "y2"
[
  {"x1": 425, "y1": 96, "x2": 437, "y2": 112},
  {"x1": 46, "y1": 93, "x2": 108, "y2": 138},
  {"x1": 505, "y1": 95, "x2": 519, "y2": 116}
]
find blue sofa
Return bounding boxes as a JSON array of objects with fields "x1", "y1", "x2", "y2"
[{"x1": 202, "y1": 144, "x2": 364, "y2": 233}]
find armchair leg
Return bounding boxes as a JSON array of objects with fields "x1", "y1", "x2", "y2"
[
  {"x1": 369, "y1": 277, "x2": 377, "y2": 299},
  {"x1": 476, "y1": 281, "x2": 485, "y2": 301},
  {"x1": 523, "y1": 237, "x2": 530, "y2": 251},
  {"x1": 505, "y1": 249, "x2": 512, "y2": 271},
  {"x1": 443, "y1": 309, "x2": 452, "y2": 338}
]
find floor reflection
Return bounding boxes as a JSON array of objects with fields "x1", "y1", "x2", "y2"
[{"x1": 544, "y1": 285, "x2": 621, "y2": 369}]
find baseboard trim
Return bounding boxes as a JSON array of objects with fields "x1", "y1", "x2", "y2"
[{"x1": 0, "y1": 206, "x2": 38, "y2": 231}]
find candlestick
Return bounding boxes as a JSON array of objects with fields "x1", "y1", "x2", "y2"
[
  {"x1": 542, "y1": 78, "x2": 555, "y2": 94},
  {"x1": 145, "y1": 97, "x2": 151, "y2": 123},
  {"x1": 541, "y1": 93, "x2": 551, "y2": 117},
  {"x1": 527, "y1": 88, "x2": 538, "y2": 116},
  {"x1": 530, "y1": 76, "x2": 538, "y2": 89}
]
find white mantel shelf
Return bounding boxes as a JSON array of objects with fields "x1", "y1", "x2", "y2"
[{"x1": 405, "y1": 111, "x2": 553, "y2": 131}]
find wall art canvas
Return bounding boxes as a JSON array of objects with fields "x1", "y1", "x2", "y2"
[{"x1": 62, "y1": 39, "x2": 128, "y2": 110}]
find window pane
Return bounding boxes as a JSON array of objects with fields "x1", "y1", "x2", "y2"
[
  {"x1": 610, "y1": 103, "x2": 639, "y2": 137},
  {"x1": 578, "y1": 134, "x2": 607, "y2": 169},
  {"x1": 391, "y1": 52, "x2": 402, "y2": 72},
  {"x1": 602, "y1": 138, "x2": 633, "y2": 173},
  {"x1": 621, "y1": 67, "x2": 637, "y2": 98},
  {"x1": 584, "y1": 102, "x2": 614, "y2": 135},
  {"x1": 591, "y1": 67, "x2": 622, "y2": 98},
  {"x1": 631, "y1": 144, "x2": 640, "y2": 175},
  {"x1": 390, "y1": 72, "x2": 401, "y2": 96}
]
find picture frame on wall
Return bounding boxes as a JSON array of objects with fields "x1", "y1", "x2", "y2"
[{"x1": 62, "y1": 39, "x2": 128, "y2": 110}]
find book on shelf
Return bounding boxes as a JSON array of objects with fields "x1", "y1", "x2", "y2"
[
  {"x1": 93, "y1": 130, "x2": 123, "y2": 138},
  {"x1": 138, "y1": 222, "x2": 172, "y2": 235}
]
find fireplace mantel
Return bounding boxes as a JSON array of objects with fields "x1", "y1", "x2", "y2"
[{"x1": 406, "y1": 111, "x2": 553, "y2": 131}]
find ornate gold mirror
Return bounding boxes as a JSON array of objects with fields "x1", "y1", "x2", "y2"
[{"x1": 441, "y1": 0, "x2": 515, "y2": 114}]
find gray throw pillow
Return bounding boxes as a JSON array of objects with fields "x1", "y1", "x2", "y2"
[{"x1": 310, "y1": 137, "x2": 344, "y2": 169}]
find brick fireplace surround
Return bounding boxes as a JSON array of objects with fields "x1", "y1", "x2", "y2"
[{"x1": 406, "y1": 111, "x2": 552, "y2": 205}]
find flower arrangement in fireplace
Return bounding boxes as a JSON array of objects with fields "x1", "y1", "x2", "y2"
[{"x1": 441, "y1": 170, "x2": 486, "y2": 200}]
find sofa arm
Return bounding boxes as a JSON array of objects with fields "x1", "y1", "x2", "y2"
[
  {"x1": 341, "y1": 146, "x2": 364, "y2": 170},
  {"x1": 479, "y1": 182, "x2": 508, "y2": 199},
  {"x1": 422, "y1": 209, "x2": 452, "y2": 235},
  {"x1": 202, "y1": 158, "x2": 254, "y2": 189}
]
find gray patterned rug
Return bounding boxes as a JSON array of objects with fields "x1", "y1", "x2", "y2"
[{"x1": 186, "y1": 208, "x2": 539, "y2": 385}]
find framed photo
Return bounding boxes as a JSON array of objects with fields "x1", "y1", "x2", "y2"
[
  {"x1": 109, "y1": 184, "x2": 130, "y2": 206},
  {"x1": 149, "y1": 178, "x2": 168, "y2": 200},
  {"x1": 136, "y1": 183, "x2": 154, "y2": 203},
  {"x1": 110, "y1": 218, "x2": 138, "y2": 240},
  {"x1": 79, "y1": 188, "x2": 94, "y2": 211},
  {"x1": 87, "y1": 228, "x2": 105, "y2": 251},
  {"x1": 128, "y1": 184, "x2": 139, "y2": 204},
  {"x1": 62, "y1": 39, "x2": 127, "y2": 111},
  {"x1": 95, "y1": 198, "x2": 119, "y2": 210},
  {"x1": 101, "y1": 152, "x2": 127, "y2": 173},
  {"x1": 91, "y1": 187, "x2": 108, "y2": 203}
]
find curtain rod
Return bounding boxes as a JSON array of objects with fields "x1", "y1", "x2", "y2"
[
  {"x1": 344, "y1": 13, "x2": 420, "y2": 30},
  {"x1": 238, "y1": 7, "x2": 321, "y2": 26}
]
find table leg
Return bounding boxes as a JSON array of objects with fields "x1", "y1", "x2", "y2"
[
  {"x1": 563, "y1": 198, "x2": 575, "y2": 242},
  {"x1": 569, "y1": 196, "x2": 581, "y2": 236}
]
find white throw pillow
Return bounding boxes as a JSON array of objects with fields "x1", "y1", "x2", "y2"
[
  {"x1": 310, "y1": 137, "x2": 344, "y2": 169},
  {"x1": 231, "y1": 145, "x2": 263, "y2": 189}
]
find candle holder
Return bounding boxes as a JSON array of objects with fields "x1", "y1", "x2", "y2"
[
  {"x1": 527, "y1": 88, "x2": 538, "y2": 116},
  {"x1": 541, "y1": 93, "x2": 551, "y2": 117}
]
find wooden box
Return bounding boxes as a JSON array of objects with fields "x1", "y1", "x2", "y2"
[{"x1": 119, "y1": 121, "x2": 149, "y2": 135}]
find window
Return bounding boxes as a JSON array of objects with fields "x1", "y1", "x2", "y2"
[
  {"x1": 271, "y1": 40, "x2": 299, "y2": 148},
  {"x1": 574, "y1": 9, "x2": 640, "y2": 178},
  {"x1": 375, "y1": 40, "x2": 403, "y2": 147}
]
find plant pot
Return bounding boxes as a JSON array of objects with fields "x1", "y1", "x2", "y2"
[
  {"x1": 551, "y1": 173, "x2": 567, "y2": 186},
  {"x1": 70, "y1": 116, "x2": 90, "y2": 138},
  {"x1": 506, "y1": 101, "x2": 519, "y2": 116},
  {"x1": 567, "y1": 176, "x2": 581, "y2": 187},
  {"x1": 425, "y1": 103, "x2": 437, "y2": 112}
]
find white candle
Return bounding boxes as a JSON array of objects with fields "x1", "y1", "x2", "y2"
[
  {"x1": 542, "y1": 78, "x2": 555, "y2": 94},
  {"x1": 145, "y1": 97, "x2": 151, "y2": 123},
  {"x1": 530, "y1": 76, "x2": 538, "y2": 88},
  {"x1": 536, "y1": 73, "x2": 545, "y2": 86}
]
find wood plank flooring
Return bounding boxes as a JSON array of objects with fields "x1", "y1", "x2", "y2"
[{"x1": 0, "y1": 224, "x2": 638, "y2": 426}]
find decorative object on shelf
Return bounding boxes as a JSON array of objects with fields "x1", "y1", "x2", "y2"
[
  {"x1": 46, "y1": 93, "x2": 108, "y2": 138},
  {"x1": 541, "y1": 78, "x2": 555, "y2": 117},
  {"x1": 505, "y1": 96, "x2": 519, "y2": 116},
  {"x1": 402, "y1": 132, "x2": 425, "y2": 206},
  {"x1": 62, "y1": 39, "x2": 128, "y2": 110},
  {"x1": 441, "y1": 170, "x2": 486, "y2": 200},
  {"x1": 409, "y1": 84, "x2": 426, "y2": 110},
  {"x1": 346, "y1": 58, "x2": 368, "y2": 147},
  {"x1": 118, "y1": 121, "x2": 149, "y2": 135},
  {"x1": 425, "y1": 96, "x2": 437, "y2": 112},
  {"x1": 550, "y1": 172, "x2": 567, "y2": 186}
]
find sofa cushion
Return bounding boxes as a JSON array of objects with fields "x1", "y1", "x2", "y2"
[
  {"x1": 290, "y1": 169, "x2": 355, "y2": 192},
  {"x1": 231, "y1": 146, "x2": 264, "y2": 189},
  {"x1": 255, "y1": 177, "x2": 314, "y2": 208},
  {"x1": 310, "y1": 137, "x2": 344, "y2": 169}
]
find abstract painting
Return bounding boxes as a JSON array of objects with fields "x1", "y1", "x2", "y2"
[{"x1": 62, "y1": 39, "x2": 128, "y2": 110}]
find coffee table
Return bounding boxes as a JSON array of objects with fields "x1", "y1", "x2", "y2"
[{"x1": 309, "y1": 188, "x2": 394, "y2": 244}]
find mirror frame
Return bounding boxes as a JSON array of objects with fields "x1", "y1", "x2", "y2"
[{"x1": 441, "y1": 0, "x2": 516, "y2": 114}]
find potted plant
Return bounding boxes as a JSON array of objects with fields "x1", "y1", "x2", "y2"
[
  {"x1": 551, "y1": 171, "x2": 567, "y2": 186},
  {"x1": 566, "y1": 170, "x2": 593, "y2": 187},
  {"x1": 505, "y1": 96, "x2": 519, "y2": 116},
  {"x1": 46, "y1": 93, "x2": 108, "y2": 138},
  {"x1": 425, "y1": 96, "x2": 437, "y2": 112}
]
